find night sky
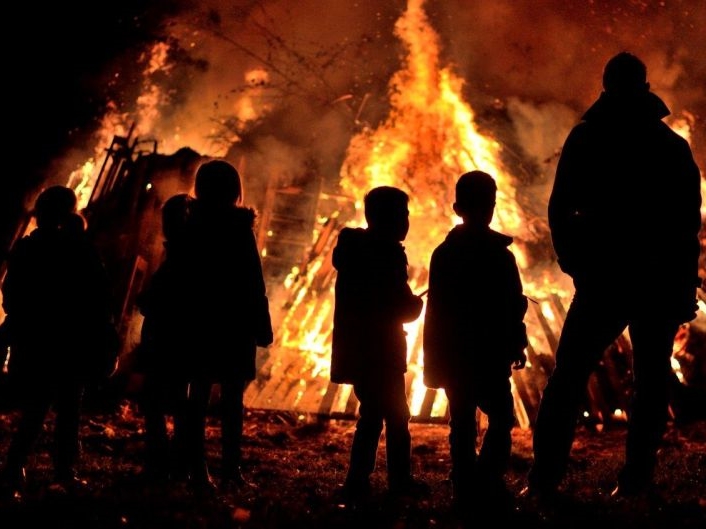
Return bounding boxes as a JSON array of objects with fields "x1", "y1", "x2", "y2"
[{"x1": 1, "y1": 1, "x2": 166, "y2": 255}]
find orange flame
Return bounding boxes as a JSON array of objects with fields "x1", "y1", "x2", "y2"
[
  {"x1": 341, "y1": 0, "x2": 530, "y2": 268},
  {"x1": 258, "y1": 0, "x2": 701, "y2": 422},
  {"x1": 20, "y1": 0, "x2": 695, "y2": 424},
  {"x1": 257, "y1": 0, "x2": 571, "y2": 423}
]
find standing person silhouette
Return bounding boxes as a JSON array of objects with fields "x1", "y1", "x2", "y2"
[
  {"x1": 0, "y1": 185, "x2": 115, "y2": 499},
  {"x1": 182, "y1": 160, "x2": 273, "y2": 493},
  {"x1": 525, "y1": 52, "x2": 702, "y2": 501},
  {"x1": 331, "y1": 186, "x2": 426, "y2": 502},
  {"x1": 423, "y1": 171, "x2": 528, "y2": 517},
  {"x1": 135, "y1": 193, "x2": 193, "y2": 484}
]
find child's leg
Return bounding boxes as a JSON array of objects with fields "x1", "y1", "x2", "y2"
[
  {"x1": 184, "y1": 379, "x2": 213, "y2": 486},
  {"x1": 346, "y1": 380, "x2": 384, "y2": 488},
  {"x1": 477, "y1": 377, "x2": 514, "y2": 485},
  {"x1": 140, "y1": 374, "x2": 170, "y2": 478},
  {"x1": 53, "y1": 382, "x2": 84, "y2": 481},
  {"x1": 170, "y1": 378, "x2": 191, "y2": 479},
  {"x1": 220, "y1": 378, "x2": 246, "y2": 478},
  {"x1": 381, "y1": 372, "x2": 412, "y2": 488},
  {"x1": 444, "y1": 382, "x2": 478, "y2": 501},
  {"x1": 3, "y1": 390, "x2": 53, "y2": 483}
]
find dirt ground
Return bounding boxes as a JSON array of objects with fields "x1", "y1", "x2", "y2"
[{"x1": 0, "y1": 398, "x2": 705, "y2": 529}]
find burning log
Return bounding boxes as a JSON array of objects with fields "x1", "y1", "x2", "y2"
[{"x1": 0, "y1": 133, "x2": 687, "y2": 431}]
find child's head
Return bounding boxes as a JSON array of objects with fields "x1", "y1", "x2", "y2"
[
  {"x1": 33, "y1": 185, "x2": 77, "y2": 229},
  {"x1": 363, "y1": 186, "x2": 410, "y2": 241},
  {"x1": 65, "y1": 212, "x2": 87, "y2": 233},
  {"x1": 162, "y1": 193, "x2": 192, "y2": 241},
  {"x1": 194, "y1": 159, "x2": 242, "y2": 207},
  {"x1": 453, "y1": 171, "x2": 496, "y2": 227}
]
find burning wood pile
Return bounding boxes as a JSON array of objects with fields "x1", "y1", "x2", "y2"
[
  {"x1": 68, "y1": 87, "x2": 702, "y2": 430},
  {"x1": 4, "y1": 0, "x2": 703, "y2": 431},
  {"x1": 243, "y1": 208, "x2": 638, "y2": 429},
  {"x1": 74, "y1": 138, "x2": 643, "y2": 430},
  {"x1": 240, "y1": 1, "x2": 630, "y2": 428},
  {"x1": 239, "y1": 1, "x2": 705, "y2": 428}
]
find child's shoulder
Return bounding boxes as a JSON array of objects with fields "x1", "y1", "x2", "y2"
[
  {"x1": 232, "y1": 206, "x2": 256, "y2": 227},
  {"x1": 337, "y1": 226, "x2": 367, "y2": 245},
  {"x1": 204, "y1": 205, "x2": 256, "y2": 231},
  {"x1": 339, "y1": 226, "x2": 366, "y2": 237}
]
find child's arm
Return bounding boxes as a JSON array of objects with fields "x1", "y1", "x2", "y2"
[{"x1": 399, "y1": 287, "x2": 423, "y2": 322}]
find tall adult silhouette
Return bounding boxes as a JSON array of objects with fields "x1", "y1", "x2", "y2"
[
  {"x1": 181, "y1": 160, "x2": 273, "y2": 492},
  {"x1": 0, "y1": 185, "x2": 115, "y2": 498},
  {"x1": 526, "y1": 52, "x2": 702, "y2": 500}
]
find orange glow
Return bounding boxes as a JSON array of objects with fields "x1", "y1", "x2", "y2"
[
  {"x1": 253, "y1": 0, "x2": 572, "y2": 423},
  {"x1": 2, "y1": 0, "x2": 695, "y2": 425},
  {"x1": 243, "y1": 0, "x2": 703, "y2": 423}
]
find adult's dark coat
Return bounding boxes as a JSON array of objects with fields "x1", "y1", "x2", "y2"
[{"x1": 548, "y1": 91, "x2": 702, "y2": 323}]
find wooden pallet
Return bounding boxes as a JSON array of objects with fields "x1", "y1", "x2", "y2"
[{"x1": 243, "y1": 291, "x2": 574, "y2": 426}]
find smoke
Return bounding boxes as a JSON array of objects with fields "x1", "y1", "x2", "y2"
[
  {"x1": 2, "y1": 0, "x2": 701, "y2": 407},
  {"x1": 436, "y1": 1, "x2": 705, "y2": 166},
  {"x1": 21, "y1": 0, "x2": 704, "y2": 234},
  {"x1": 85, "y1": 0, "x2": 702, "y2": 179},
  {"x1": 426, "y1": 1, "x2": 705, "y2": 105}
]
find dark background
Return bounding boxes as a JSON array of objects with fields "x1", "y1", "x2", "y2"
[
  {"x1": 3, "y1": 0, "x2": 704, "y2": 263},
  {"x1": 1, "y1": 1, "x2": 168, "y2": 258}
]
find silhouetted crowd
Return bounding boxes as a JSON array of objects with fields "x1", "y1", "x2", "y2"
[{"x1": 0, "y1": 52, "x2": 702, "y2": 525}]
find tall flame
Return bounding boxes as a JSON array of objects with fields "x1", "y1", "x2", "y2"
[
  {"x1": 257, "y1": 0, "x2": 570, "y2": 422},
  {"x1": 254, "y1": 0, "x2": 698, "y2": 422},
  {"x1": 340, "y1": 0, "x2": 530, "y2": 269},
  {"x1": 22, "y1": 0, "x2": 696, "y2": 424}
]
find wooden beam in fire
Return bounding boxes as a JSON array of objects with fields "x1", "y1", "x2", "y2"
[{"x1": 245, "y1": 207, "x2": 639, "y2": 428}]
